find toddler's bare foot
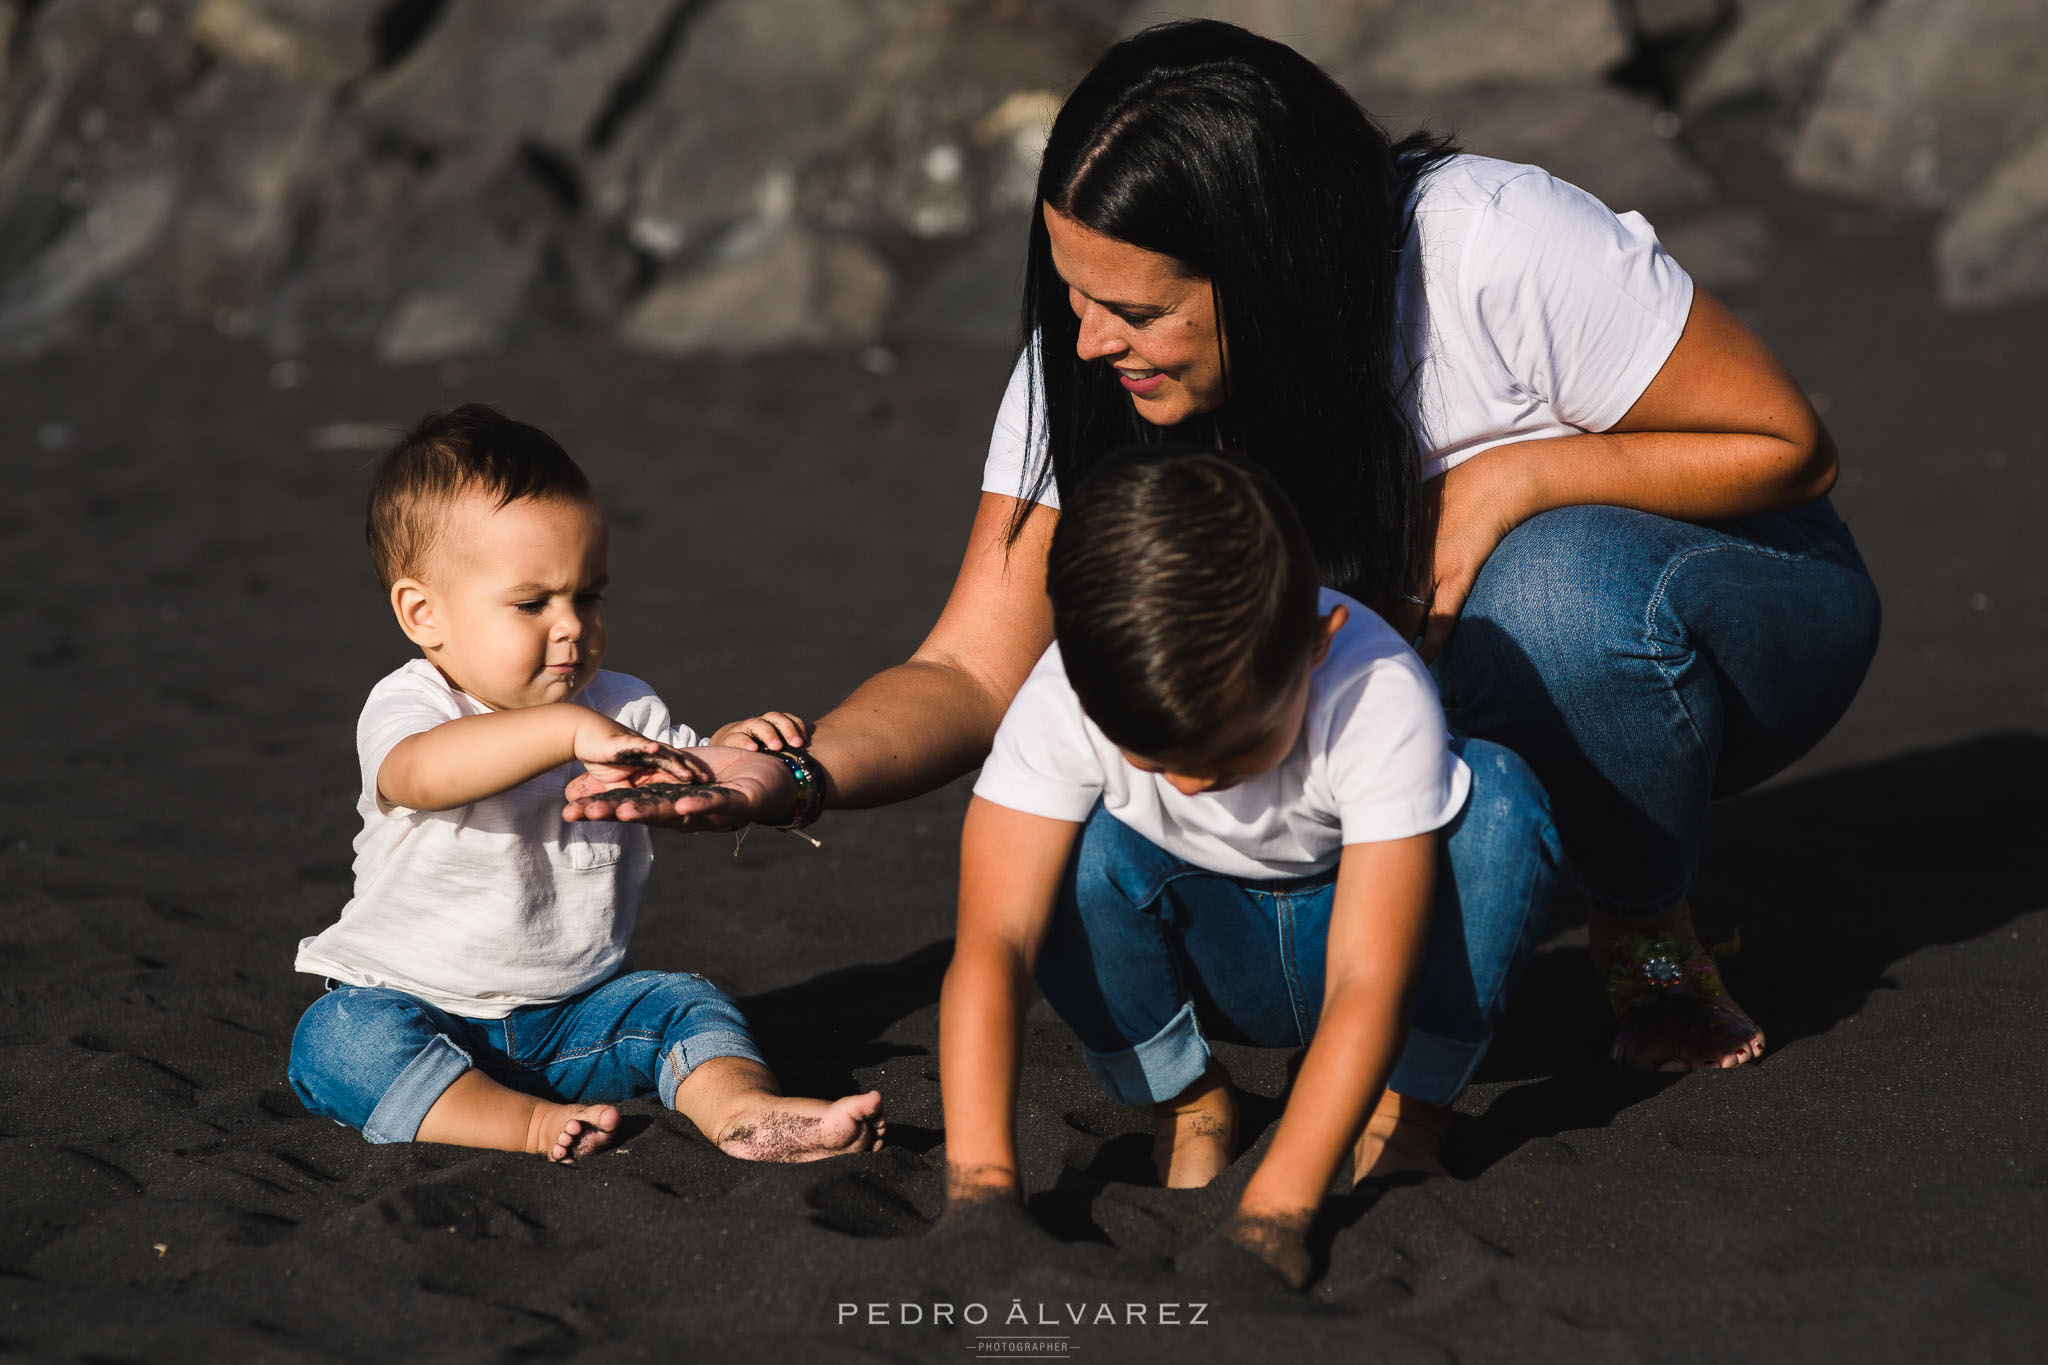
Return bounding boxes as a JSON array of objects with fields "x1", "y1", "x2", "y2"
[
  {"x1": 1352, "y1": 1089, "x2": 1449, "y2": 1183},
  {"x1": 529, "y1": 1101, "x2": 620, "y2": 1164},
  {"x1": 1153, "y1": 1061, "x2": 1237, "y2": 1189},
  {"x1": 1590, "y1": 900, "x2": 1765, "y2": 1072},
  {"x1": 715, "y1": 1090, "x2": 884, "y2": 1162}
]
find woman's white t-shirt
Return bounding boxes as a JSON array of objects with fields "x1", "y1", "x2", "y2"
[
  {"x1": 980, "y1": 155, "x2": 1695, "y2": 503},
  {"x1": 973, "y1": 590, "x2": 1470, "y2": 881}
]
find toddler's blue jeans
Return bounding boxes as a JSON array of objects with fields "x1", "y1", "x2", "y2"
[
  {"x1": 1432, "y1": 497, "x2": 1880, "y2": 916},
  {"x1": 1033, "y1": 739, "x2": 1559, "y2": 1108},
  {"x1": 288, "y1": 969, "x2": 765, "y2": 1144}
]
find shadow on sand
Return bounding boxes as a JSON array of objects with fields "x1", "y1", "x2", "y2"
[{"x1": 1461, "y1": 729, "x2": 2048, "y2": 1170}]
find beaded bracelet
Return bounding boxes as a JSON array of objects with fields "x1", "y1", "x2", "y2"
[{"x1": 757, "y1": 746, "x2": 826, "y2": 831}]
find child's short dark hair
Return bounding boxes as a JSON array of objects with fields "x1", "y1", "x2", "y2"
[
  {"x1": 1046, "y1": 446, "x2": 1324, "y2": 757},
  {"x1": 366, "y1": 403, "x2": 596, "y2": 591}
]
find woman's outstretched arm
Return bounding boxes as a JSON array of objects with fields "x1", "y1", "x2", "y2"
[
  {"x1": 564, "y1": 491, "x2": 1057, "y2": 827},
  {"x1": 1406, "y1": 286, "x2": 1838, "y2": 659},
  {"x1": 805, "y1": 493, "x2": 1058, "y2": 809}
]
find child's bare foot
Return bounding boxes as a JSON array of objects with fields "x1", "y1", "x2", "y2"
[
  {"x1": 529, "y1": 1101, "x2": 621, "y2": 1164},
  {"x1": 714, "y1": 1090, "x2": 885, "y2": 1162},
  {"x1": 1352, "y1": 1089, "x2": 1449, "y2": 1183},
  {"x1": 1152, "y1": 1061, "x2": 1237, "y2": 1188},
  {"x1": 415, "y1": 1070, "x2": 622, "y2": 1163},
  {"x1": 1589, "y1": 900, "x2": 1764, "y2": 1072}
]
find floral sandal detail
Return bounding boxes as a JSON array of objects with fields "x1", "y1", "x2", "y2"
[{"x1": 1604, "y1": 929, "x2": 1762, "y2": 1070}]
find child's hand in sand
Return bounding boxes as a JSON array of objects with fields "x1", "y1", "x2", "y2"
[
  {"x1": 708, "y1": 710, "x2": 811, "y2": 752},
  {"x1": 935, "y1": 1165, "x2": 1042, "y2": 1241},
  {"x1": 944, "y1": 1162, "x2": 1023, "y2": 1209},
  {"x1": 1179, "y1": 1209, "x2": 1313, "y2": 1291},
  {"x1": 574, "y1": 714, "x2": 711, "y2": 791}
]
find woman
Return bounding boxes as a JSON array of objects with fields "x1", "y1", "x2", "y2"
[{"x1": 571, "y1": 23, "x2": 1877, "y2": 1098}]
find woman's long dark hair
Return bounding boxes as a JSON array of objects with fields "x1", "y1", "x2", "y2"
[{"x1": 1009, "y1": 20, "x2": 1457, "y2": 612}]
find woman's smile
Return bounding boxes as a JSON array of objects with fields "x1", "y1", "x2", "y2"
[{"x1": 1116, "y1": 366, "x2": 1168, "y2": 397}]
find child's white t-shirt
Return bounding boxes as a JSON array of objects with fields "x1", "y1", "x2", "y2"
[
  {"x1": 980, "y1": 154, "x2": 1695, "y2": 503},
  {"x1": 294, "y1": 661, "x2": 700, "y2": 1019},
  {"x1": 973, "y1": 590, "x2": 1469, "y2": 881}
]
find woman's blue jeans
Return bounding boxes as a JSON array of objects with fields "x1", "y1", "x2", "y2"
[
  {"x1": 1432, "y1": 497, "x2": 1880, "y2": 915},
  {"x1": 1032, "y1": 739, "x2": 1560, "y2": 1108}
]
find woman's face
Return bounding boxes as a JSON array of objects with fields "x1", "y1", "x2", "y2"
[{"x1": 1044, "y1": 204, "x2": 1226, "y2": 427}]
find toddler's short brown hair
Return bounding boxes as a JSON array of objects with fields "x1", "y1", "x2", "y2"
[{"x1": 366, "y1": 403, "x2": 596, "y2": 591}]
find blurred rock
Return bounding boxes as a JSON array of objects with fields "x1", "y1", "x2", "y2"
[
  {"x1": 0, "y1": 1, "x2": 200, "y2": 270},
  {"x1": 358, "y1": 0, "x2": 674, "y2": 159},
  {"x1": 0, "y1": 166, "x2": 176, "y2": 350},
  {"x1": 1682, "y1": 0, "x2": 1859, "y2": 114},
  {"x1": 1141, "y1": 0, "x2": 1630, "y2": 95},
  {"x1": 599, "y1": 0, "x2": 1085, "y2": 269},
  {"x1": 1936, "y1": 126, "x2": 2048, "y2": 310},
  {"x1": 156, "y1": 68, "x2": 330, "y2": 323},
  {"x1": 187, "y1": 0, "x2": 374, "y2": 88},
  {"x1": 899, "y1": 212, "x2": 1030, "y2": 346},
  {"x1": 259, "y1": 120, "x2": 567, "y2": 355},
  {"x1": 0, "y1": 0, "x2": 208, "y2": 350},
  {"x1": 10, "y1": 0, "x2": 2034, "y2": 355},
  {"x1": 1377, "y1": 83, "x2": 1714, "y2": 213},
  {"x1": 375, "y1": 228, "x2": 544, "y2": 365},
  {"x1": 618, "y1": 227, "x2": 894, "y2": 357},
  {"x1": 1789, "y1": 0, "x2": 2048, "y2": 209},
  {"x1": 1341, "y1": 0, "x2": 1629, "y2": 97},
  {"x1": 1626, "y1": 0, "x2": 1725, "y2": 41},
  {"x1": 371, "y1": 148, "x2": 565, "y2": 362},
  {"x1": 1119, "y1": 1, "x2": 1381, "y2": 71},
  {"x1": 1657, "y1": 209, "x2": 1770, "y2": 288},
  {"x1": 807, "y1": 20, "x2": 1087, "y2": 241},
  {"x1": 591, "y1": 0, "x2": 916, "y2": 266}
]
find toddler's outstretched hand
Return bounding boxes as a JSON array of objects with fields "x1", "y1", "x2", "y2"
[
  {"x1": 574, "y1": 717, "x2": 709, "y2": 792},
  {"x1": 708, "y1": 710, "x2": 811, "y2": 752}
]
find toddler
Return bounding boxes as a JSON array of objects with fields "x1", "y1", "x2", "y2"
[
  {"x1": 289, "y1": 404, "x2": 882, "y2": 1163},
  {"x1": 939, "y1": 447, "x2": 1557, "y2": 1285}
]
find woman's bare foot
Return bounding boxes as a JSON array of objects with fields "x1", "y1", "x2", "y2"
[
  {"x1": 1589, "y1": 899, "x2": 1764, "y2": 1071},
  {"x1": 1152, "y1": 1060, "x2": 1237, "y2": 1188},
  {"x1": 1352, "y1": 1089, "x2": 1449, "y2": 1183},
  {"x1": 529, "y1": 1101, "x2": 621, "y2": 1164},
  {"x1": 714, "y1": 1090, "x2": 885, "y2": 1162}
]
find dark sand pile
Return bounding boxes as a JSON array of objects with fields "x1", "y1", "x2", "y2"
[{"x1": 4, "y1": 118, "x2": 2046, "y2": 1362}]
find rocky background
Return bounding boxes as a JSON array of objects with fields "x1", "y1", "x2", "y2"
[{"x1": 2, "y1": 0, "x2": 2045, "y2": 371}]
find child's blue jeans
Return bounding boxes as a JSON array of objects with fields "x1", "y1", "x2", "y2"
[
  {"x1": 1033, "y1": 739, "x2": 1559, "y2": 1109},
  {"x1": 288, "y1": 969, "x2": 765, "y2": 1143}
]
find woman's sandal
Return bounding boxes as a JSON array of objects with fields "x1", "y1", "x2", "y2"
[{"x1": 1604, "y1": 928, "x2": 1763, "y2": 1070}]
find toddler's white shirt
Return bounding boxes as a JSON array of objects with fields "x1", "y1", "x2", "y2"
[
  {"x1": 973, "y1": 590, "x2": 1469, "y2": 881},
  {"x1": 294, "y1": 661, "x2": 699, "y2": 1018}
]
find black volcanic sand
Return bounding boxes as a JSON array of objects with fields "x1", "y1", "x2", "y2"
[{"x1": 5, "y1": 118, "x2": 2047, "y2": 1362}]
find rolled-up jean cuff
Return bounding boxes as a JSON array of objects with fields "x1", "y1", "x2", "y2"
[
  {"x1": 1080, "y1": 1000, "x2": 1211, "y2": 1105},
  {"x1": 362, "y1": 1034, "x2": 473, "y2": 1144},
  {"x1": 656, "y1": 1029, "x2": 767, "y2": 1108},
  {"x1": 1386, "y1": 1026, "x2": 1487, "y2": 1108}
]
